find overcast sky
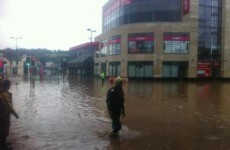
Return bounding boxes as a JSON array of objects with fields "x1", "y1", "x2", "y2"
[{"x1": 0, "y1": 0, "x2": 108, "y2": 50}]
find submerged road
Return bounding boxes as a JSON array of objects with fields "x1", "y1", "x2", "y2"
[{"x1": 5, "y1": 76, "x2": 230, "y2": 150}]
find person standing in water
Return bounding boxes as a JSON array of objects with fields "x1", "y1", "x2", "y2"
[
  {"x1": 106, "y1": 77, "x2": 125, "y2": 135},
  {"x1": 0, "y1": 80, "x2": 19, "y2": 148},
  {"x1": 100, "y1": 72, "x2": 105, "y2": 81}
]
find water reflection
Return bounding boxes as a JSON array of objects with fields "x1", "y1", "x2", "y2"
[{"x1": 6, "y1": 77, "x2": 230, "y2": 150}]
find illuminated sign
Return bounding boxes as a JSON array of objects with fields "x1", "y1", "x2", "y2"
[
  {"x1": 0, "y1": 59, "x2": 3, "y2": 68},
  {"x1": 197, "y1": 62, "x2": 210, "y2": 77},
  {"x1": 128, "y1": 36, "x2": 154, "y2": 41},
  {"x1": 183, "y1": 0, "x2": 190, "y2": 15}
]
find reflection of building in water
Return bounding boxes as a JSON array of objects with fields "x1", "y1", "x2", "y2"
[
  {"x1": 127, "y1": 81, "x2": 154, "y2": 97},
  {"x1": 92, "y1": 0, "x2": 228, "y2": 80},
  {"x1": 196, "y1": 82, "x2": 221, "y2": 103},
  {"x1": 162, "y1": 82, "x2": 188, "y2": 100}
]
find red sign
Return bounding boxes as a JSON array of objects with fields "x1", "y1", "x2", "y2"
[
  {"x1": 109, "y1": 38, "x2": 121, "y2": 44},
  {"x1": 163, "y1": 36, "x2": 189, "y2": 41},
  {"x1": 0, "y1": 59, "x2": 3, "y2": 68},
  {"x1": 197, "y1": 62, "x2": 210, "y2": 77},
  {"x1": 128, "y1": 36, "x2": 154, "y2": 41},
  {"x1": 183, "y1": 0, "x2": 190, "y2": 15}
]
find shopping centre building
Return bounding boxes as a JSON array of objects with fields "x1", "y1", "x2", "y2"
[{"x1": 93, "y1": 0, "x2": 230, "y2": 79}]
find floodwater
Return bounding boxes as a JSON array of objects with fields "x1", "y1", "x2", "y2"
[{"x1": 5, "y1": 76, "x2": 230, "y2": 150}]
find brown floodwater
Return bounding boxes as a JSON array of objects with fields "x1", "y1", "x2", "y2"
[{"x1": 5, "y1": 76, "x2": 230, "y2": 150}]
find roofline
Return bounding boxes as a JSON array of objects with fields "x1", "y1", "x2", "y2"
[{"x1": 69, "y1": 42, "x2": 99, "y2": 51}]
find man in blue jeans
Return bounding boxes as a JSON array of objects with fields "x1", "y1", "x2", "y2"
[{"x1": 106, "y1": 78, "x2": 125, "y2": 135}]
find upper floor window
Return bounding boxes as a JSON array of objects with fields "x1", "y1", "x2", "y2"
[
  {"x1": 109, "y1": 35, "x2": 121, "y2": 55},
  {"x1": 95, "y1": 50, "x2": 100, "y2": 58},
  {"x1": 128, "y1": 33, "x2": 154, "y2": 54},
  {"x1": 163, "y1": 32, "x2": 190, "y2": 54},
  {"x1": 100, "y1": 39, "x2": 108, "y2": 57},
  {"x1": 103, "y1": 0, "x2": 182, "y2": 32}
]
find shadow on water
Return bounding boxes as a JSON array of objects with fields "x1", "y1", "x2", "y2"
[{"x1": 5, "y1": 77, "x2": 230, "y2": 150}]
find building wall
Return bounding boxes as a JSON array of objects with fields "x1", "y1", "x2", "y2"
[
  {"x1": 95, "y1": 0, "x2": 227, "y2": 79},
  {"x1": 222, "y1": 0, "x2": 230, "y2": 78},
  {"x1": 4, "y1": 61, "x2": 24, "y2": 77}
]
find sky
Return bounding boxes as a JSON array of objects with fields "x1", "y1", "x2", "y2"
[{"x1": 0, "y1": 0, "x2": 108, "y2": 50}]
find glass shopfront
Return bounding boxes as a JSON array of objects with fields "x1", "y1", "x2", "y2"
[
  {"x1": 198, "y1": 0, "x2": 222, "y2": 78},
  {"x1": 162, "y1": 61, "x2": 188, "y2": 78},
  {"x1": 128, "y1": 61, "x2": 153, "y2": 78}
]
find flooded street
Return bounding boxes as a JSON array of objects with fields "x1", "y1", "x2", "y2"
[{"x1": 6, "y1": 76, "x2": 230, "y2": 150}]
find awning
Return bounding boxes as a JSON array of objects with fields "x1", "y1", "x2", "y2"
[{"x1": 68, "y1": 54, "x2": 92, "y2": 68}]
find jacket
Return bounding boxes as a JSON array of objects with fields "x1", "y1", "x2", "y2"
[{"x1": 0, "y1": 91, "x2": 14, "y2": 121}]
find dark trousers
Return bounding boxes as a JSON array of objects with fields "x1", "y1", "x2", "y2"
[
  {"x1": 110, "y1": 109, "x2": 121, "y2": 133},
  {"x1": 0, "y1": 119, "x2": 10, "y2": 146}
]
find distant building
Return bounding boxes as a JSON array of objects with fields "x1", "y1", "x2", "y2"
[
  {"x1": 0, "y1": 50, "x2": 24, "y2": 77},
  {"x1": 94, "y1": 0, "x2": 228, "y2": 79},
  {"x1": 68, "y1": 42, "x2": 99, "y2": 76}
]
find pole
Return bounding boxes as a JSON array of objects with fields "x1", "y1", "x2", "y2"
[
  {"x1": 28, "y1": 56, "x2": 31, "y2": 80},
  {"x1": 90, "y1": 31, "x2": 93, "y2": 43},
  {"x1": 28, "y1": 66, "x2": 30, "y2": 79},
  {"x1": 87, "y1": 28, "x2": 96, "y2": 43},
  {"x1": 10, "y1": 37, "x2": 22, "y2": 75},
  {"x1": 63, "y1": 68, "x2": 65, "y2": 83}
]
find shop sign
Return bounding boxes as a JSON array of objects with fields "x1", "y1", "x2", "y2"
[
  {"x1": 197, "y1": 62, "x2": 210, "y2": 77},
  {"x1": 183, "y1": 0, "x2": 190, "y2": 15}
]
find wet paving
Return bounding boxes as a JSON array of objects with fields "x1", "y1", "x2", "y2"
[{"x1": 5, "y1": 76, "x2": 230, "y2": 150}]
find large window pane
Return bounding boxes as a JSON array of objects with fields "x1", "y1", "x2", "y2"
[
  {"x1": 109, "y1": 35, "x2": 121, "y2": 55},
  {"x1": 128, "y1": 33, "x2": 154, "y2": 54},
  {"x1": 163, "y1": 32, "x2": 190, "y2": 54},
  {"x1": 103, "y1": 0, "x2": 182, "y2": 32},
  {"x1": 163, "y1": 65, "x2": 171, "y2": 77},
  {"x1": 145, "y1": 65, "x2": 153, "y2": 77},
  {"x1": 171, "y1": 65, "x2": 178, "y2": 77},
  {"x1": 128, "y1": 61, "x2": 153, "y2": 78},
  {"x1": 100, "y1": 39, "x2": 108, "y2": 57}
]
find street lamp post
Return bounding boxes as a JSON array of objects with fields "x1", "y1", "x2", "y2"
[
  {"x1": 10, "y1": 36, "x2": 22, "y2": 75},
  {"x1": 87, "y1": 28, "x2": 96, "y2": 43}
]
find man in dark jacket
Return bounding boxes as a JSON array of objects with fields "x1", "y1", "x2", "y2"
[{"x1": 106, "y1": 78, "x2": 125, "y2": 135}]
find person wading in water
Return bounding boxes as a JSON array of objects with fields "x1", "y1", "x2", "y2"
[
  {"x1": 0, "y1": 80, "x2": 19, "y2": 148},
  {"x1": 106, "y1": 77, "x2": 125, "y2": 136}
]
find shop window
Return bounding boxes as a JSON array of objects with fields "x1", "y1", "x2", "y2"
[
  {"x1": 128, "y1": 33, "x2": 154, "y2": 54},
  {"x1": 109, "y1": 35, "x2": 121, "y2": 55},
  {"x1": 163, "y1": 32, "x2": 190, "y2": 54},
  {"x1": 128, "y1": 61, "x2": 153, "y2": 77},
  {"x1": 109, "y1": 62, "x2": 121, "y2": 77},
  {"x1": 100, "y1": 39, "x2": 108, "y2": 57}
]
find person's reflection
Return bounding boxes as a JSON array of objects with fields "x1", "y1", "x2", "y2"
[
  {"x1": 30, "y1": 77, "x2": 35, "y2": 89},
  {"x1": 39, "y1": 75, "x2": 44, "y2": 82},
  {"x1": 101, "y1": 79, "x2": 105, "y2": 86}
]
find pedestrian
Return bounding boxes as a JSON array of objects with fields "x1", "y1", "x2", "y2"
[
  {"x1": 0, "y1": 79, "x2": 19, "y2": 148},
  {"x1": 106, "y1": 77, "x2": 125, "y2": 135},
  {"x1": 100, "y1": 72, "x2": 105, "y2": 81},
  {"x1": 0, "y1": 75, "x2": 3, "y2": 90}
]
